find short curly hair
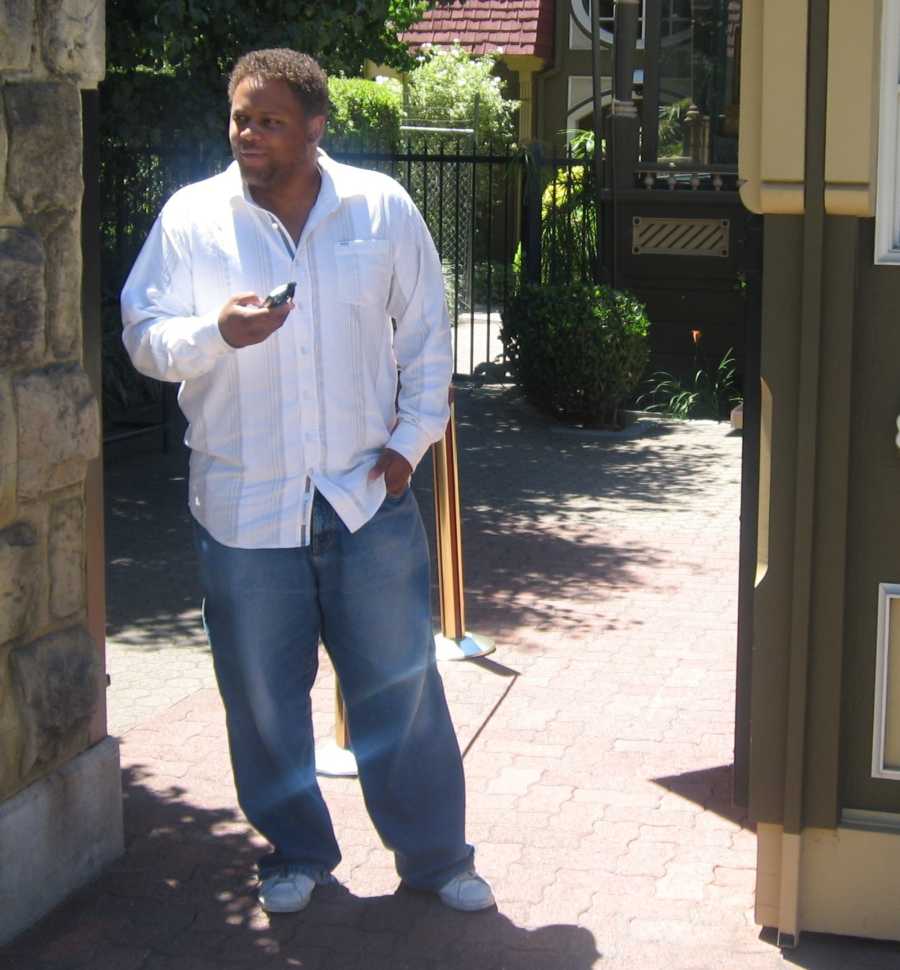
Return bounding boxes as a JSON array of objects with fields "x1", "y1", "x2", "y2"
[{"x1": 228, "y1": 49, "x2": 329, "y2": 117}]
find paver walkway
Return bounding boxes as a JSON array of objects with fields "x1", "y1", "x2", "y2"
[{"x1": 4, "y1": 385, "x2": 900, "y2": 970}]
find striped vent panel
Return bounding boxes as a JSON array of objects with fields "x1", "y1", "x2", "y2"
[{"x1": 632, "y1": 217, "x2": 730, "y2": 258}]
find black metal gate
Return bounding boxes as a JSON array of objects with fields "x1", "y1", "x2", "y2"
[{"x1": 331, "y1": 141, "x2": 518, "y2": 380}]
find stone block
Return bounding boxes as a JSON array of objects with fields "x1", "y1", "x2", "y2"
[
  {"x1": 0, "y1": 736, "x2": 123, "y2": 946},
  {"x1": 0, "y1": 228, "x2": 46, "y2": 369},
  {"x1": 0, "y1": 378, "x2": 16, "y2": 527},
  {"x1": 9, "y1": 625, "x2": 99, "y2": 777},
  {"x1": 41, "y1": 0, "x2": 105, "y2": 86},
  {"x1": 0, "y1": 522, "x2": 39, "y2": 645},
  {"x1": 49, "y1": 495, "x2": 83, "y2": 619},
  {"x1": 15, "y1": 364, "x2": 99, "y2": 501},
  {"x1": 42, "y1": 213, "x2": 81, "y2": 359},
  {"x1": 4, "y1": 81, "x2": 83, "y2": 221},
  {"x1": 0, "y1": 0, "x2": 36, "y2": 74}
]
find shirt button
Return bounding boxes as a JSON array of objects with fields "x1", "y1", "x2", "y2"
[
  {"x1": 303, "y1": 390, "x2": 312, "y2": 401},
  {"x1": 301, "y1": 345, "x2": 309, "y2": 355}
]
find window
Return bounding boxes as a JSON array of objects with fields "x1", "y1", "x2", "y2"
[
  {"x1": 872, "y1": 584, "x2": 900, "y2": 779},
  {"x1": 876, "y1": 0, "x2": 900, "y2": 264},
  {"x1": 571, "y1": 0, "x2": 646, "y2": 47},
  {"x1": 570, "y1": 0, "x2": 692, "y2": 49}
]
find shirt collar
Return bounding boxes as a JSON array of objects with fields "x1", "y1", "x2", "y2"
[{"x1": 225, "y1": 148, "x2": 362, "y2": 211}]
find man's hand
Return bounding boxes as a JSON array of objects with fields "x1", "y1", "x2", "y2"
[
  {"x1": 368, "y1": 448, "x2": 413, "y2": 496},
  {"x1": 218, "y1": 292, "x2": 292, "y2": 348}
]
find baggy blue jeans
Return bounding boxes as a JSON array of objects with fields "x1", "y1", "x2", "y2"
[{"x1": 192, "y1": 488, "x2": 474, "y2": 890}]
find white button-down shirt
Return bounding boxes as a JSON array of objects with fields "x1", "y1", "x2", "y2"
[{"x1": 121, "y1": 151, "x2": 451, "y2": 548}]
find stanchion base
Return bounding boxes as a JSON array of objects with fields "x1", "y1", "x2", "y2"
[
  {"x1": 315, "y1": 740, "x2": 358, "y2": 778},
  {"x1": 435, "y1": 632, "x2": 496, "y2": 661}
]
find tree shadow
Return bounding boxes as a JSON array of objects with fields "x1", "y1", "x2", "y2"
[
  {"x1": 104, "y1": 383, "x2": 728, "y2": 653},
  {"x1": 104, "y1": 433, "x2": 202, "y2": 647},
  {"x1": 1, "y1": 766, "x2": 601, "y2": 970}
]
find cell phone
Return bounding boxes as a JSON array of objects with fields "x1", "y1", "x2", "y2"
[{"x1": 264, "y1": 282, "x2": 297, "y2": 308}]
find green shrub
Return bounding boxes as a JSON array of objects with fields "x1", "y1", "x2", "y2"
[
  {"x1": 502, "y1": 282, "x2": 651, "y2": 427},
  {"x1": 324, "y1": 77, "x2": 403, "y2": 149},
  {"x1": 405, "y1": 42, "x2": 518, "y2": 146}
]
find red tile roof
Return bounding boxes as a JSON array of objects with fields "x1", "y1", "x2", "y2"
[{"x1": 402, "y1": 0, "x2": 555, "y2": 63}]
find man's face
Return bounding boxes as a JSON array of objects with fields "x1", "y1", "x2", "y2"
[{"x1": 229, "y1": 76, "x2": 325, "y2": 191}]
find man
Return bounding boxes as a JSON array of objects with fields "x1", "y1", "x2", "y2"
[{"x1": 121, "y1": 48, "x2": 493, "y2": 915}]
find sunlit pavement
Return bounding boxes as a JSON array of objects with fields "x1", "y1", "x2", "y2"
[{"x1": 4, "y1": 386, "x2": 899, "y2": 969}]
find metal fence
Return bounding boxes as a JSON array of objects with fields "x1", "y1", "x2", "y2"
[{"x1": 329, "y1": 138, "x2": 522, "y2": 379}]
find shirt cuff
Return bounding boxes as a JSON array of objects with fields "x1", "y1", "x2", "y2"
[
  {"x1": 191, "y1": 311, "x2": 234, "y2": 359},
  {"x1": 387, "y1": 418, "x2": 445, "y2": 472}
]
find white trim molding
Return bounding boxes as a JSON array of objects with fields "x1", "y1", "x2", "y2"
[
  {"x1": 872, "y1": 582, "x2": 900, "y2": 779},
  {"x1": 875, "y1": 0, "x2": 900, "y2": 263}
]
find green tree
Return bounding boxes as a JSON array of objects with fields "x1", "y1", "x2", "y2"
[{"x1": 104, "y1": 0, "x2": 430, "y2": 155}]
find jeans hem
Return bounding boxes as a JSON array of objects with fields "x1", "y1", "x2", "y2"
[
  {"x1": 257, "y1": 862, "x2": 337, "y2": 885},
  {"x1": 399, "y1": 847, "x2": 476, "y2": 892}
]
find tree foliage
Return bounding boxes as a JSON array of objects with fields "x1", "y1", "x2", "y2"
[{"x1": 103, "y1": 0, "x2": 430, "y2": 158}]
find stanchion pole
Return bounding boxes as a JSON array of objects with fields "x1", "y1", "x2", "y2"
[
  {"x1": 315, "y1": 680, "x2": 358, "y2": 778},
  {"x1": 433, "y1": 393, "x2": 495, "y2": 661}
]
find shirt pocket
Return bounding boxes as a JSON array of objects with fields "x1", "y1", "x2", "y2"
[{"x1": 334, "y1": 239, "x2": 391, "y2": 307}]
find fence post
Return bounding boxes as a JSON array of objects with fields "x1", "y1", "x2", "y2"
[{"x1": 523, "y1": 143, "x2": 543, "y2": 285}]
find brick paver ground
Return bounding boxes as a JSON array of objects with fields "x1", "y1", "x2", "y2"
[{"x1": 4, "y1": 385, "x2": 900, "y2": 969}]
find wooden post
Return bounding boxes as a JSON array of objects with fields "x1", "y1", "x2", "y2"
[
  {"x1": 315, "y1": 679, "x2": 358, "y2": 778},
  {"x1": 432, "y1": 393, "x2": 495, "y2": 661}
]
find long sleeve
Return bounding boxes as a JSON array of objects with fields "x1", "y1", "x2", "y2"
[
  {"x1": 385, "y1": 197, "x2": 453, "y2": 470},
  {"x1": 121, "y1": 203, "x2": 233, "y2": 383}
]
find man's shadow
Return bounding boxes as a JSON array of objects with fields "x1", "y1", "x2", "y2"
[{"x1": 266, "y1": 880, "x2": 602, "y2": 969}]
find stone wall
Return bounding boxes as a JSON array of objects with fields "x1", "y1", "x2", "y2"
[{"x1": 0, "y1": 0, "x2": 105, "y2": 802}]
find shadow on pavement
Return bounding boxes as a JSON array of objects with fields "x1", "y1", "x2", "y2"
[
  {"x1": 104, "y1": 385, "x2": 678, "y2": 652},
  {"x1": 761, "y1": 927, "x2": 900, "y2": 969},
  {"x1": 1, "y1": 766, "x2": 601, "y2": 970},
  {"x1": 652, "y1": 764, "x2": 752, "y2": 830}
]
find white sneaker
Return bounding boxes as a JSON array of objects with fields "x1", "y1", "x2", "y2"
[
  {"x1": 437, "y1": 869, "x2": 495, "y2": 912},
  {"x1": 258, "y1": 867, "x2": 316, "y2": 913}
]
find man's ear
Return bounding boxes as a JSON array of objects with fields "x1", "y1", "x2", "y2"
[{"x1": 309, "y1": 115, "x2": 326, "y2": 144}]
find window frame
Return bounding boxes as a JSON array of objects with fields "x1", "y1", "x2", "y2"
[
  {"x1": 571, "y1": 0, "x2": 648, "y2": 48},
  {"x1": 875, "y1": 0, "x2": 900, "y2": 265}
]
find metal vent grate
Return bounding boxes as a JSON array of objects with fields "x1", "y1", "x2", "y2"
[{"x1": 632, "y1": 216, "x2": 730, "y2": 257}]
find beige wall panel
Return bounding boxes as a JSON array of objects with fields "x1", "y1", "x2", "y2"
[
  {"x1": 759, "y1": 0, "x2": 807, "y2": 212},
  {"x1": 758, "y1": 823, "x2": 900, "y2": 941},
  {"x1": 825, "y1": 0, "x2": 879, "y2": 216},
  {"x1": 800, "y1": 827, "x2": 900, "y2": 940},
  {"x1": 754, "y1": 823, "x2": 782, "y2": 928},
  {"x1": 740, "y1": 0, "x2": 807, "y2": 214}
]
